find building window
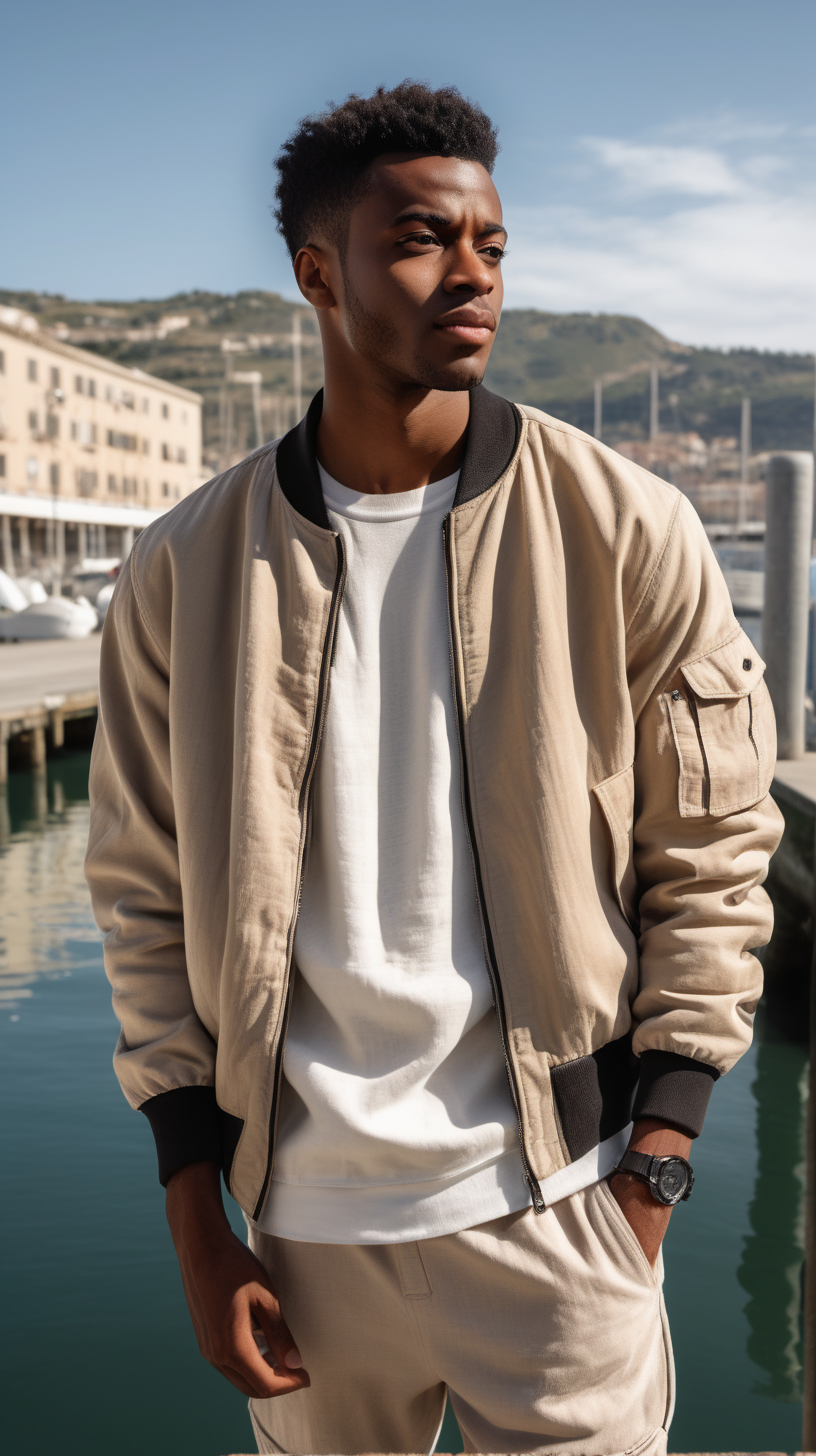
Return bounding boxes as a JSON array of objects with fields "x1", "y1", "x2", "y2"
[
  {"x1": 28, "y1": 410, "x2": 39, "y2": 434},
  {"x1": 88, "y1": 379, "x2": 96, "y2": 399},
  {"x1": 142, "y1": 398, "x2": 149, "y2": 413},
  {"x1": 77, "y1": 469, "x2": 98, "y2": 495},
  {"x1": 27, "y1": 457, "x2": 39, "y2": 480},
  {"x1": 177, "y1": 446, "x2": 186, "y2": 464},
  {"x1": 162, "y1": 481, "x2": 170, "y2": 497},
  {"x1": 27, "y1": 359, "x2": 38, "y2": 382},
  {"x1": 108, "y1": 474, "x2": 118, "y2": 494},
  {"x1": 122, "y1": 391, "x2": 135, "y2": 410},
  {"x1": 75, "y1": 375, "x2": 84, "y2": 394},
  {"x1": 107, "y1": 429, "x2": 138, "y2": 450},
  {"x1": 0, "y1": 350, "x2": 5, "y2": 374},
  {"x1": 142, "y1": 439, "x2": 150, "y2": 455},
  {"x1": 123, "y1": 476, "x2": 138, "y2": 496},
  {"x1": 50, "y1": 366, "x2": 61, "y2": 389},
  {"x1": 50, "y1": 463, "x2": 60, "y2": 490},
  {"x1": 0, "y1": 454, "x2": 5, "y2": 477},
  {"x1": 161, "y1": 443, "x2": 169, "y2": 461},
  {"x1": 161, "y1": 403, "x2": 169, "y2": 420},
  {"x1": 46, "y1": 413, "x2": 59, "y2": 439}
]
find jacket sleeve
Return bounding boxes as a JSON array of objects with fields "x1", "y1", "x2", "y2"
[
  {"x1": 85, "y1": 543, "x2": 222, "y2": 1184},
  {"x1": 627, "y1": 494, "x2": 784, "y2": 1137}
]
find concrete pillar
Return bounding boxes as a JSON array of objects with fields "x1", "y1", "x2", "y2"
[
  {"x1": 1, "y1": 515, "x2": 14, "y2": 575},
  {"x1": 121, "y1": 524, "x2": 135, "y2": 559},
  {"x1": 30, "y1": 724, "x2": 47, "y2": 770},
  {"x1": 763, "y1": 453, "x2": 815, "y2": 759},
  {"x1": 50, "y1": 708, "x2": 65, "y2": 749},
  {"x1": 18, "y1": 517, "x2": 30, "y2": 571},
  {"x1": 77, "y1": 521, "x2": 87, "y2": 564},
  {"x1": 0, "y1": 723, "x2": 8, "y2": 787}
]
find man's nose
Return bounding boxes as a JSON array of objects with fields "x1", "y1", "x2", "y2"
[{"x1": 443, "y1": 240, "x2": 494, "y2": 295}]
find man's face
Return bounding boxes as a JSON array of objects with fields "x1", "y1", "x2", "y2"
[{"x1": 331, "y1": 153, "x2": 505, "y2": 392}]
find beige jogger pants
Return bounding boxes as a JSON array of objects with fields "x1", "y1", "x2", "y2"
[{"x1": 248, "y1": 1179, "x2": 675, "y2": 1456}]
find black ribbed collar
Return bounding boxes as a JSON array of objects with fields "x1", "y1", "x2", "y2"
[{"x1": 274, "y1": 385, "x2": 521, "y2": 529}]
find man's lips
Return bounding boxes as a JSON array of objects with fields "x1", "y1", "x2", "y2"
[{"x1": 434, "y1": 310, "x2": 496, "y2": 345}]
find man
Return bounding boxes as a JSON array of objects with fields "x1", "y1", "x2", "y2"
[{"x1": 86, "y1": 82, "x2": 783, "y2": 1456}]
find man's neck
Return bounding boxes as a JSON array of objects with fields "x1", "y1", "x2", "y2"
[{"x1": 316, "y1": 371, "x2": 471, "y2": 496}]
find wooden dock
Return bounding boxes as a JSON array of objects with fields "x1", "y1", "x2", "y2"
[{"x1": 0, "y1": 635, "x2": 101, "y2": 783}]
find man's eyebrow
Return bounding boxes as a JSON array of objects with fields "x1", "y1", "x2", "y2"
[{"x1": 391, "y1": 208, "x2": 508, "y2": 240}]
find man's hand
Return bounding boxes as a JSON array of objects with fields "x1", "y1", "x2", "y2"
[
  {"x1": 609, "y1": 1118, "x2": 692, "y2": 1268},
  {"x1": 165, "y1": 1161, "x2": 310, "y2": 1399}
]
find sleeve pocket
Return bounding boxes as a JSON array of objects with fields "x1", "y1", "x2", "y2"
[{"x1": 666, "y1": 629, "x2": 776, "y2": 818}]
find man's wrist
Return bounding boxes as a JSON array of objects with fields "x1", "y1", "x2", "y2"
[
  {"x1": 611, "y1": 1120, "x2": 694, "y2": 1208},
  {"x1": 166, "y1": 1160, "x2": 231, "y2": 1247},
  {"x1": 626, "y1": 1116, "x2": 692, "y2": 1161}
]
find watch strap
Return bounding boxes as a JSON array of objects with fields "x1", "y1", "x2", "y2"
[{"x1": 617, "y1": 1150, "x2": 655, "y2": 1182}]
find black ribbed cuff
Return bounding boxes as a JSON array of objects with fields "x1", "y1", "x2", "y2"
[
  {"x1": 633, "y1": 1050, "x2": 719, "y2": 1138},
  {"x1": 140, "y1": 1085, "x2": 222, "y2": 1187}
]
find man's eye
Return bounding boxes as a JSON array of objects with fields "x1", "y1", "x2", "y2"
[
  {"x1": 482, "y1": 245, "x2": 506, "y2": 261},
  {"x1": 398, "y1": 232, "x2": 439, "y2": 247}
]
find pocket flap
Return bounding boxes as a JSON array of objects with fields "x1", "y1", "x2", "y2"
[{"x1": 680, "y1": 630, "x2": 765, "y2": 700}]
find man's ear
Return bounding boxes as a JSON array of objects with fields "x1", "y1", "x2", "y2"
[{"x1": 293, "y1": 245, "x2": 337, "y2": 311}]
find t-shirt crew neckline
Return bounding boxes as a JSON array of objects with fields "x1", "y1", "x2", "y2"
[{"x1": 317, "y1": 462, "x2": 460, "y2": 521}]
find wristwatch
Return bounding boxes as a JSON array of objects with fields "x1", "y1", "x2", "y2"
[{"x1": 614, "y1": 1150, "x2": 694, "y2": 1206}]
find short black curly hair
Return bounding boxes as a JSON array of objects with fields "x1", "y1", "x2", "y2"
[{"x1": 274, "y1": 81, "x2": 499, "y2": 260}]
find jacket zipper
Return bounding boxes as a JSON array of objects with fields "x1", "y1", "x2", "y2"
[
  {"x1": 251, "y1": 535, "x2": 347, "y2": 1221},
  {"x1": 442, "y1": 514, "x2": 545, "y2": 1214}
]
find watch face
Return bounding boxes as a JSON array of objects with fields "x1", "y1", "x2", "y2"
[{"x1": 655, "y1": 1157, "x2": 690, "y2": 1205}]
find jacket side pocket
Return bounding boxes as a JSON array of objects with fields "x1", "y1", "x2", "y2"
[
  {"x1": 593, "y1": 764, "x2": 638, "y2": 931},
  {"x1": 666, "y1": 628, "x2": 776, "y2": 818}
]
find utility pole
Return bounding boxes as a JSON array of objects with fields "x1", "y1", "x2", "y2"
[
  {"x1": 738, "y1": 397, "x2": 751, "y2": 533},
  {"x1": 593, "y1": 380, "x2": 603, "y2": 441},
  {"x1": 649, "y1": 363, "x2": 659, "y2": 441},
  {"x1": 232, "y1": 371, "x2": 264, "y2": 449},
  {"x1": 219, "y1": 348, "x2": 235, "y2": 471},
  {"x1": 292, "y1": 311, "x2": 302, "y2": 424},
  {"x1": 740, "y1": 397, "x2": 751, "y2": 482}
]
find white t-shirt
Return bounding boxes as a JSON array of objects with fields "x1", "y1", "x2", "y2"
[{"x1": 254, "y1": 465, "x2": 529, "y2": 1243}]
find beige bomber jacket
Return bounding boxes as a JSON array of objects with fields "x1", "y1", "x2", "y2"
[{"x1": 85, "y1": 387, "x2": 784, "y2": 1220}]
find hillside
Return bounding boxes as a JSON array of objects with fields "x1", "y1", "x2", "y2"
[{"x1": 2, "y1": 287, "x2": 813, "y2": 470}]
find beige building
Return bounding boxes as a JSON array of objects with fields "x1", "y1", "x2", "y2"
[{"x1": 0, "y1": 311, "x2": 203, "y2": 578}]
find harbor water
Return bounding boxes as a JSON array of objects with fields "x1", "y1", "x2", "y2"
[{"x1": 0, "y1": 745, "x2": 807, "y2": 1456}]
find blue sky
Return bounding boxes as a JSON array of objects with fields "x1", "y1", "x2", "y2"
[{"x1": 2, "y1": 0, "x2": 814, "y2": 349}]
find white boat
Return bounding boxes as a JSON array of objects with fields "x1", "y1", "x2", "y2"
[
  {"x1": 15, "y1": 576, "x2": 49, "y2": 605},
  {"x1": 95, "y1": 581, "x2": 116, "y2": 625},
  {"x1": 0, "y1": 569, "x2": 29, "y2": 613},
  {"x1": 0, "y1": 595, "x2": 98, "y2": 641}
]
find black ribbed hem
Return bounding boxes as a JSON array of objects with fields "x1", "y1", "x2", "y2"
[
  {"x1": 140, "y1": 1085, "x2": 222, "y2": 1187},
  {"x1": 633, "y1": 1050, "x2": 719, "y2": 1139}
]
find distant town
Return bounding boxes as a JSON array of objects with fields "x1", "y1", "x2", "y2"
[{"x1": 0, "y1": 286, "x2": 814, "y2": 591}]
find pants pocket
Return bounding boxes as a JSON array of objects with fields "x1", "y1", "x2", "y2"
[{"x1": 595, "y1": 1177, "x2": 659, "y2": 1289}]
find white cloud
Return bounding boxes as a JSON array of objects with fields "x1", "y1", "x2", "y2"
[
  {"x1": 504, "y1": 130, "x2": 816, "y2": 351},
  {"x1": 583, "y1": 138, "x2": 743, "y2": 197}
]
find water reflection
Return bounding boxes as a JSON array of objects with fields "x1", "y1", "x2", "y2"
[
  {"x1": 0, "y1": 757, "x2": 100, "y2": 1013},
  {"x1": 737, "y1": 1018, "x2": 808, "y2": 1401}
]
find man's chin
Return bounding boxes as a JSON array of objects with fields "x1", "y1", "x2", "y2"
[{"x1": 411, "y1": 357, "x2": 486, "y2": 393}]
